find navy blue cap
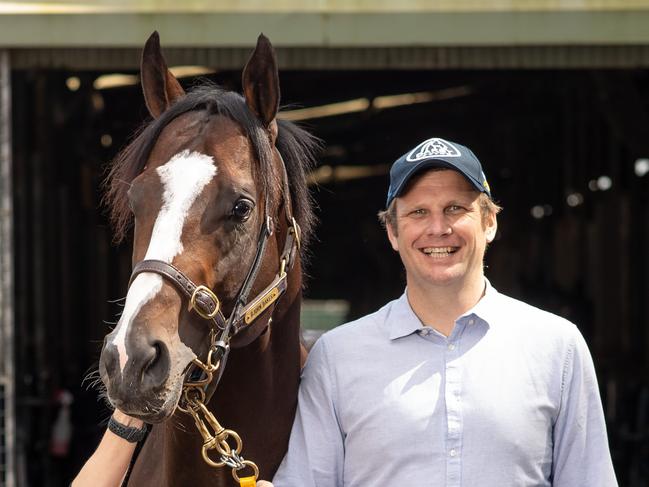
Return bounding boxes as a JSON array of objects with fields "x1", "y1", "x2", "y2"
[{"x1": 385, "y1": 137, "x2": 491, "y2": 207}]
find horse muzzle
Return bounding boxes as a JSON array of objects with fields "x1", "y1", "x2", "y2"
[{"x1": 99, "y1": 327, "x2": 195, "y2": 422}]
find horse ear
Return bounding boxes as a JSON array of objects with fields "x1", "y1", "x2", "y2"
[
  {"x1": 242, "y1": 34, "x2": 280, "y2": 129},
  {"x1": 140, "y1": 31, "x2": 185, "y2": 119}
]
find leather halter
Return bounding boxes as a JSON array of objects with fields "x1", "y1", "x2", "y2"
[{"x1": 127, "y1": 151, "x2": 300, "y2": 400}]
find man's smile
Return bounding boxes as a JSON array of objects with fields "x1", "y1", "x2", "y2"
[{"x1": 420, "y1": 246, "x2": 460, "y2": 257}]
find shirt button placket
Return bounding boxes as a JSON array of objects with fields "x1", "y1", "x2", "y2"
[{"x1": 445, "y1": 335, "x2": 462, "y2": 487}]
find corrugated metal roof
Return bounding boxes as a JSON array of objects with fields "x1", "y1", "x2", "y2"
[{"x1": 11, "y1": 45, "x2": 649, "y2": 70}]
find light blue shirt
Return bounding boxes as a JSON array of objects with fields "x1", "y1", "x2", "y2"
[{"x1": 273, "y1": 281, "x2": 617, "y2": 486}]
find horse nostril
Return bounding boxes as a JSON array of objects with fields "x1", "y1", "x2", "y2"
[
  {"x1": 99, "y1": 342, "x2": 119, "y2": 379},
  {"x1": 144, "y1": 342, "x2": 161, "y2": 370},
  {"x1": 142, "y1": 340, "x2": 170, "y2": 389}
]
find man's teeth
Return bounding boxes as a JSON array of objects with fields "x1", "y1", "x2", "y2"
[{"x1": 422, "y1": 247, "x2": 456, "y2": 255}]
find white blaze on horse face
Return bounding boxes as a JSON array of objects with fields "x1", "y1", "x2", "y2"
[{"x1": 111, "y1": 150, "x2": 218, "y2": 374}]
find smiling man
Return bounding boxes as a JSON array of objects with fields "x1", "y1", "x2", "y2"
[{"x1": 269, "y1": 137, "x2": 617, "y2": 487}]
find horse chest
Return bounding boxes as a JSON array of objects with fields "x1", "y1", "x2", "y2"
[{"x1": 127, "y1": 423, "x2": 236, "y2": 486}]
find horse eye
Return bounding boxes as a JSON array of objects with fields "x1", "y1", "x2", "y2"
[{"x1": 232, "y1": 199, "x2": 254, "y2": 221}]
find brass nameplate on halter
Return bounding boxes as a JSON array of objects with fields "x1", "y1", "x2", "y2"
[{"x1": 244, "y1": 287, "x2": 280, "y2": 324}]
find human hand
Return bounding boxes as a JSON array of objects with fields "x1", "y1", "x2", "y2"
[{"x1": 256, "y1": 481, "x2": 273, "y2": 487}]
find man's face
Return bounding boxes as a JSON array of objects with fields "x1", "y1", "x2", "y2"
[{"x1": 386, "y1": 169, "x2": 497, "y2": 293}]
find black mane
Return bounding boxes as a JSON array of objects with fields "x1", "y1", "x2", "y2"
[{"x1": 104, "y1": 83, "x2": 319, "y2": 252}]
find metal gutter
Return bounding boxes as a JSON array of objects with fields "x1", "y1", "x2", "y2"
[{"x1": 2, "y1": 10, "x2": 649, "y2": 48}]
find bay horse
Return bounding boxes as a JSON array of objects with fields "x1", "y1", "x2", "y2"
[{"x1": 98, "y1": 32, "x2": 317, "y2": 486}]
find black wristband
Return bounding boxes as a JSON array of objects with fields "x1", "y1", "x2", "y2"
[{"x1": 108, "y1": 415, "x2": 148, "y2": 443}]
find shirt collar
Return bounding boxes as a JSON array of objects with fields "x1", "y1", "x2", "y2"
[
  {"x1": 388, "y1": 293, "x2": 426, "y2": 340},
  {"x1": 388, "y1": 278, "x2": 501, "y2": 340},
  {"x1": 458, "y1": 278, "x2": 500, "y2": 327}
]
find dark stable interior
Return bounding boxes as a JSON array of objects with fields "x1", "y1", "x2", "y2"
[{"x1": 10, "y1": 68, "x2": 649, "y2": 485}]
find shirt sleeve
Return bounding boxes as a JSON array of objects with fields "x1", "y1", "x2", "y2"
[
  {"x1": 272, "y1": 337, "x2": 345, "y2": 487},
  {"x1": 551, "y1": 329, "x2": 618, "y2": 486}
]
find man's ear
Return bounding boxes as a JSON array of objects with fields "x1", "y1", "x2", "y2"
[
  {"x1": 386, "y1": 218, "x2": 400, "y2": 252},
  {"x1": 485, "y1": 213, "x2": 498, "y2": 243}
]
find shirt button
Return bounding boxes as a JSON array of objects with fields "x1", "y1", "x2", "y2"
[
  {"x1": 468, "y1": 319, "x2": 475, "y2": 325},
  {"x1": 449, "y1": 449, "x2": 457, "y2": 457},
  {"x1": 448, "y1": 343, "x2": 456, "y2": 351}
]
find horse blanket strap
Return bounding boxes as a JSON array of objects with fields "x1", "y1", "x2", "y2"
[{"x1": 130, "y1": 259, "x2": 227, "y2": 331}]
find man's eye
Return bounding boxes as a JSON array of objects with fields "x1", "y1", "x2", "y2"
[
  {"x1": 447, "y1": 205, "x2": 463, "y2": 213},
  {"x1": 232, "y1": 199, "x2": 254, "y2": 221}
]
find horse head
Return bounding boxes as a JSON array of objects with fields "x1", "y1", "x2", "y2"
[{"x1": 98, "y1": 32, "x2": 315, "y2": 423}]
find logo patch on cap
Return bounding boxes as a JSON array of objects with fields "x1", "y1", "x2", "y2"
[{"x1": 406, "y1": 138, "x2": 461, "y2": 162}]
